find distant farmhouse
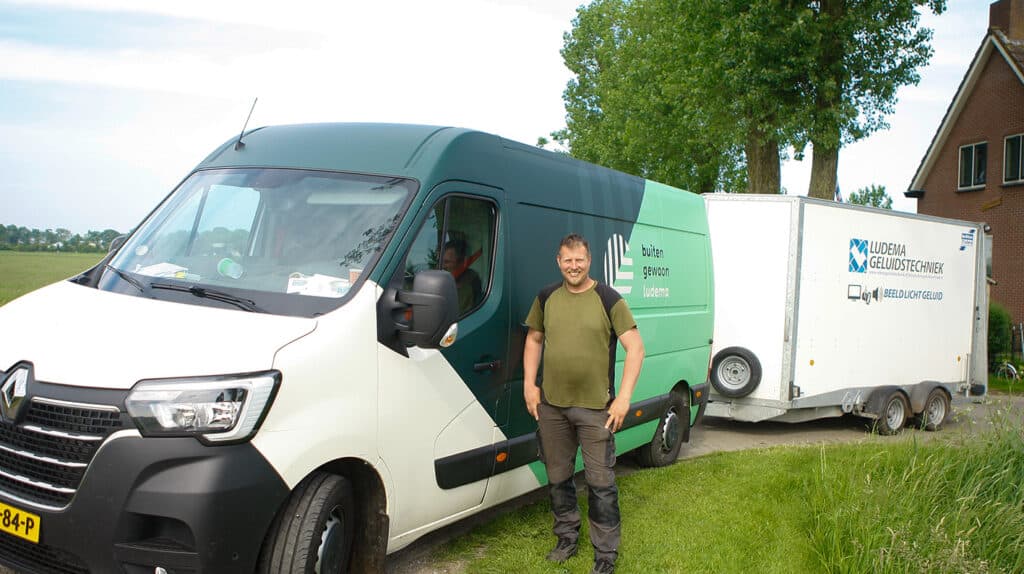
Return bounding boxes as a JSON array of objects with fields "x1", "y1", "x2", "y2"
[{"x1": 908, "y1": 0, "x2": 1024, "y2": 324}]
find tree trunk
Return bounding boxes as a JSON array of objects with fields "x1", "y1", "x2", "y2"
[
  {"x1": 745, "y1": 128, "x2": 780, "y2": 194},
  {"x1": 808, "y1": 141, "x2": 839, "y2": 200},
  {"x1": 806, "y1": 0, "x2": 844, "y2": 200}
]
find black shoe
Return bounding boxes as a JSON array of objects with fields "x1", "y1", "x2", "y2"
[
  {"x1": 545, "y1": 538, "x2": 578, "y2": 562},
  {"x1": 590, "y1": 558, "x2": 616, "y2": 574}
]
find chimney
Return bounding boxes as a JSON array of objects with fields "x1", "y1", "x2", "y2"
[{"x1": 991, "y1": 0, "x2": 1024, "y2": 40}]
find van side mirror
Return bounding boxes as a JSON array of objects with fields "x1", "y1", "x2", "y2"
[
  {"x1": 108, "y1": 235, "x2": 127, "y2": 253},
  {"x1": 396, "y1": 270, "x2": 458, "y2": 348}
]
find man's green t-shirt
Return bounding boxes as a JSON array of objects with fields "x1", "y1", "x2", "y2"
[{"x1": 524, "y1": 280, "x2": 637, "y2": 409}]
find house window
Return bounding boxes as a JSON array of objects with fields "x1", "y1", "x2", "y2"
[
  {"x1": 958, "y1": 142, "x2": 987, "y2": 189},
  {"x1": 1005, "y1": 134, "x2": 1022, "y2": 184}
]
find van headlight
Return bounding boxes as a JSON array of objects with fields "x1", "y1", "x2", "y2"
[{"x1": 125, "y1": 371, "x2": 280, "y2": 444}]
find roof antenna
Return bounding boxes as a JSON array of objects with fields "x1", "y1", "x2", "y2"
[{"x1": 235, "y1": 97, "x2": 258, "y2": 151}]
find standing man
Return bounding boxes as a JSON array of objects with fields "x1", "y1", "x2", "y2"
[{"x1": 523, "y1": 233, "x2": 645, "y2": 574}]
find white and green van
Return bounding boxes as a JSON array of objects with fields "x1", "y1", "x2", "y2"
[{"x1": 0, "y1": 124, "x2": 713, "y2": 573}]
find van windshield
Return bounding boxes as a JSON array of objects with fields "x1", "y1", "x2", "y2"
[{"x1": 101, "y1": 168, "x2": 416, "y2": 316}]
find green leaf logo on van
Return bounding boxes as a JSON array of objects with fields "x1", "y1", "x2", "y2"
[{"x1": 603, "y1": 233, "x2": 633, "y2": 295}]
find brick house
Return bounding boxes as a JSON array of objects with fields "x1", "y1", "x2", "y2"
[{"x1": 908, "y1": 0, "x2": 1024, "y2": 324}]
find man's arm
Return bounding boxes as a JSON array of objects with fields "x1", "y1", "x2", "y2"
[
  {"x1": 605, "y1": 327, "x2": 644, "y2": 431},
  {"x1": 523, "y1": 328, "x2": 544, "y2": 421}
]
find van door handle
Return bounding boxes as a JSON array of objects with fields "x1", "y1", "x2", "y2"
[{"x1": 473, "y1": 360, "x2": 503, "y2": 372}]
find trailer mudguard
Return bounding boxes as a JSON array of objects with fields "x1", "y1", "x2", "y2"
[
  {"x1": 861, "y1": 386, "x2": 904, "y2": 419},
  {"x1": 906, "y1": 381, "x2": 944, "y2": 413}
]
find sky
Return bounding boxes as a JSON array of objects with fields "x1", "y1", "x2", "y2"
[{"x1": 0, "y1": 0, "x2": 993, "y2": 234}]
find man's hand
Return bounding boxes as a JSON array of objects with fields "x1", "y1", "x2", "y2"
[
  {"x1": 605, "y1": 395, "x2": 630, "y2": 432},
  {"x1": 524, "y1": 383, "x2": 541, "y2": 421}
]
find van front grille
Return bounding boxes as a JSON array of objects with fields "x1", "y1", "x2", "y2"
[{"x1": 0, "y1": 398, "x2": 123, "y2": 509}]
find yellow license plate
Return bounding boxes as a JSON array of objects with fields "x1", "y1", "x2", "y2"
[{"x1": 0, "y1": 500, "x2": 40, "y2": 543}]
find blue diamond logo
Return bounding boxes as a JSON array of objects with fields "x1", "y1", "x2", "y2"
[{"x1": 849, "y1": 239, "x2": 868, "y2": 273}]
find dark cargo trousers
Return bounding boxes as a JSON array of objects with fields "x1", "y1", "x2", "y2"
[{"x1": 537, "y1": 402, "x2": 620, "y2": 562}]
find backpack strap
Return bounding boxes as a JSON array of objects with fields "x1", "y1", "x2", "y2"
[
  {"x1": 536, "y1": 281, "x2": 562, "y2": 310},
  {"x1": 594, "y1": 281, "x2": 626, "y2": 401},
  {"x1": 593, "y1": 281, "x2": 623, "y2": 325}
]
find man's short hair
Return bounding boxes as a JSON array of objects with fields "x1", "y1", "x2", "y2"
[
  {"x1": 444, "y1": 238, "x2": 469, "y2": 261},
  {"x1": 558, "y1": 233, "x2": 590, "y2": 256}
]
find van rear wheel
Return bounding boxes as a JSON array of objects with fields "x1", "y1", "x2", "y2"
[
  {"x1": 637, "y1": 390, "x2": 689, "y2": 467},
  {"x1": 259, "y1": 472, "x2": 355, "y2": 574}
]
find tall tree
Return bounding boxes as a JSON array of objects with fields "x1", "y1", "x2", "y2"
[
  {"x1": 556, "y1": 0, "x2": 945, "y2": 199},
  {"x1": 803, "y1": 0, "x2": 945, "y2": 199},
  {"x1": 555, "y1": 0, "x2": 749, "y2": 194}
]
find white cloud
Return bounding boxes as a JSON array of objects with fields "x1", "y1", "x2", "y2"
[
  {"x1": 0, "y1": 0, "x2": 583, "y2": 232},
  {"x1": 0, "y1": 0, "x2": 997, "y2": 230}
]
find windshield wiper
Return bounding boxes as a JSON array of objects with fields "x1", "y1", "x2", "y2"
[
  {"x1": 150, "y1": 282, "x2": 262, "y2": 313},
  {"x1": 104, "y1": 264, "x2": 146, "y2": 292}
]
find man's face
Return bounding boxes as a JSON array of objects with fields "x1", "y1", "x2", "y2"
[
  {"x1": 557, "y1": 244, "x2": 591, "y2": 288},
  {"x1": 442, "y1": 248, "x2": 461, "y2": 273}
]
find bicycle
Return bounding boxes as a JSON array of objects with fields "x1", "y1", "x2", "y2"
[{"x1": 995, "y1": 361, "x2": 1020, "y2": 380}]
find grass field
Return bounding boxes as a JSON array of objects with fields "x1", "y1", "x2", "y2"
[
  {"x1": 438, "y1": 415, "x2": 1024, "y2": 573},
  {"x1": 990, "y1": 375, "x2": 1024, "y2": 395},
  {"x1": 0, "y1": 251, "x2": 102, "y2": 306}
]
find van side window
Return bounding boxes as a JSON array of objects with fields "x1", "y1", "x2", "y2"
[{"x1": 405, "y1": 196, "x2": 496, "y2": 316}]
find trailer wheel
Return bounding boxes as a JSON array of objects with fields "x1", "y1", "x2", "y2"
[
  {"x1": 873, "y1": 392, "x2": 909, "y2": 436},
  {"x1": 637, "y1": 390, "x2": 689, "y2": 467},
  {"x1": 710, "y1": 347, "x2": 762, "y2": 398},
  {"x1": 921, "y1": 388, "x2": 950, "y2": 431},
  {"x1": 259, "y1": 472, "x2": 355, "y2": 574}
]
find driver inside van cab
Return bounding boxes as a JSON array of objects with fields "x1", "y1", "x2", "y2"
[{"x1": 442, "y1": 239, "x2": 482, "y2": 313}]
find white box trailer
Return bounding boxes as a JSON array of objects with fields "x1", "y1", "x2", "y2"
[{"x1": 704, "y1": 194, "x2": 987, "y2": 433}]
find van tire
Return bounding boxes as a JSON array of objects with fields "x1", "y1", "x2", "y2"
[
  {"x1": 259, "y1": 472, "x2": 355, "y2": 574},
  {"x1": 873, "y1": 391, "x2": 909, "y2": 436},
  {"x1": 637, "y1": 390, "x2": 689, "y2": 467},
  {"x1": 710, "y1": 347, "x2": 762, "y2": 398},
  {"x1": 921, "y1": 388, "x2": 950, "y2": 431}
]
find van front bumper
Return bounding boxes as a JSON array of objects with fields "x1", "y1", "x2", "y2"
[{"x1": 0, "y1": 434, "x2": 290, "y2": 574}]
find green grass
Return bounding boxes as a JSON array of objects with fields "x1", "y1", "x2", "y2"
[
  {"x1": 438, "y1": 414, "x2": 1024, "y2": 574},
  {"x1": 808, "y1": 425, "x2": 1024, "y2": 574},
  {"x1": 989, "y1": 375, "x2": 1024, "y2": 395},
  {"x1": 0, "y1": 251, "x2": 102, "y2": 305},
  {"x1": 441, "y1": 448, "x2": 821, "y2": 573}
]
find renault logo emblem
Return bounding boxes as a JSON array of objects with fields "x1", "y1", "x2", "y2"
[{"x1": 1, "y1": 367, "x2": 29, "y2": 421}]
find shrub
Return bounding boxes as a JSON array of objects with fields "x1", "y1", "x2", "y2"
[{"x1": 990, "y1": 301, "x2": 1013, "y2": 367}]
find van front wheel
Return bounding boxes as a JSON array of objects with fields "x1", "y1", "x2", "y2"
[
  {"x1": 259, "y1": 472, "x2": 355, "y2": 574},
  {"x1": 637, "y1": 390, "x2": 689, "y2": 467}
]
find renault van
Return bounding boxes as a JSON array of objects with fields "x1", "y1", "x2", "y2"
[{"x1": 0, "y1": 124, "x2": 713, "y2": 573}]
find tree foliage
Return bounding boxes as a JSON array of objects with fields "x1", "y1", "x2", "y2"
[
  {"x1": 0, "y1": 224, "x2": 122, "y2": 253},
  {"x1": 803, "y1": 0, "x2": 946, "y2": 199},
  {"x1": 554, "y1": 0, "x2": 747, "y2": 194},
  {"x1": 846, "y1": 184, "x2": 893, "y2": 209},
  {"x1": 555, "y1": 0, "x2": 945, "y2": 198}
]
